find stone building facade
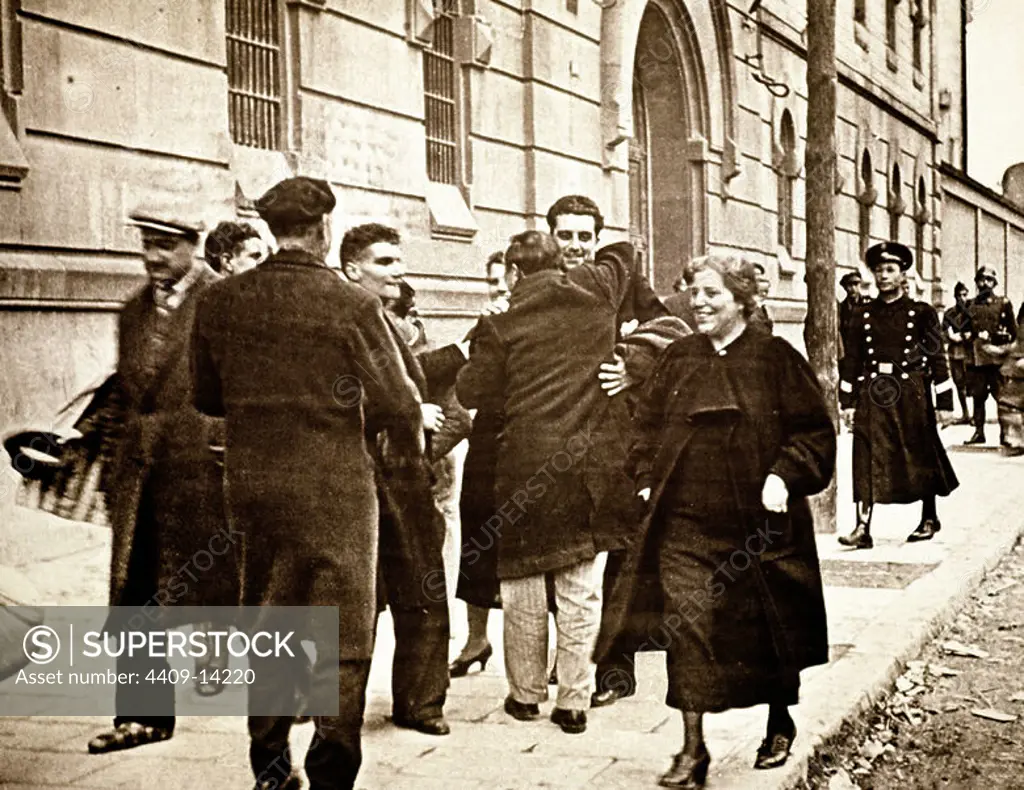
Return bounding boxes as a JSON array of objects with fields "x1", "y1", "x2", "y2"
[{"x1": 0, "y1": 0, "x2": 1008, "y2": 434}]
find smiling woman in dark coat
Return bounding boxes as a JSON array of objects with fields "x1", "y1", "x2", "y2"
[{"x1": 596, "y1": 254, "x2": 835, "y2": 788}]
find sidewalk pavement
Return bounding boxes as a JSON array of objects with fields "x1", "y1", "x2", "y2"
[{"x1": 1, "y1": 424, "x2": 1022, "y2": 789}]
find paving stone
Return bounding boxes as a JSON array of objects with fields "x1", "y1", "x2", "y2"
[{"x1": 0, "y1": 750, "x2": 109, "y2": 786}]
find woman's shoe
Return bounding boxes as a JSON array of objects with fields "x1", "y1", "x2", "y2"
[
  {"x1": 753, "y1": 723, "x2": 796, "y2": 769},
  {"x1": 448, "y1": 644, "x2": 493, "y2": 678},
  {"x1": 658, "y1": 746, "x2": 710, "y2": 788}
]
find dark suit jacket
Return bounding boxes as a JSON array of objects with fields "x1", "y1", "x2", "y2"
[
  {"x1": 106, "y1": 264, "x2": 237, "y2": 616},
  {"x1": 456, "y1": 242, "x2": 643, "y2": 579},
  {"x1": 192, "y1": 248, "x2": 423, "y2": 660}
]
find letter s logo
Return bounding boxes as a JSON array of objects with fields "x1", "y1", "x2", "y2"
[{"x1": 24, "y1": 625, "x2": 60, "y2": 665}]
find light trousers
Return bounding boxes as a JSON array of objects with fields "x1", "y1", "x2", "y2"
[{"x1": 500, "y1": 552, "x2": 607, "y2": 711}]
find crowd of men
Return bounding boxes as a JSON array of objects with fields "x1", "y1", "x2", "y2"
[{"x1": 63, "y1": 172, "x2": 1022, "y2": 789}]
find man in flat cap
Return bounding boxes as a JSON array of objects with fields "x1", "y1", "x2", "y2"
[
  {"x1": 88, "y1": 208, "x2": 236, "y2": 754},
  {"x1": 193, "y1": 177, "x2": 424, "y2": 790},
  {"x1": 838, "y1": 242, "x2": 958, "y2": 549},
  {"x1": 963, "y1": 266, "x2": 1017, "y2": 445}
]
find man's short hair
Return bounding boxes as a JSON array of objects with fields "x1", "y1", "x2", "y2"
[
  {"x1": 505, "y1": 230, "x2": 561, "y2": 277},
  {"x1": 340, "y1": 223, "x2": 401, "y2": 264},
  {"x1": 203, "y1": 221, "x2": 261, "y2": 272},
  {"x1": 545, "y1": 195, "x2": 604, "y2": 235},
  {"x1": 486, "y1": 250, "x2": 505, "y2": 273}
]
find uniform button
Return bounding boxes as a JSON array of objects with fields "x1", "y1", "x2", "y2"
[
  {"x1": 904, "y1": 348, "x2": 912, "y2": 354},
  {"x1": 864, "y1": 312, "x2": 871, "y2": 319},
  {"x1": 868, "y1": 349, "x2": 875, "y2": 355},
  {"x1": 906, "y1": 322, "x2": 914, "y2": 328},
  {"x1": 857, "y1": 376, "x2": 865, "y2": 381},
  {"x1": 865, "y1": 323, "x2": 872, "y2": 330},
  {"x1": 905, "y1": 335, "x2": 912, "y2": 341},
  {"x1": 909, "y1": 310, "x2": 916, "y2": 316},
  {"x1": 866, "y1": 336, "x2": 873, "y2": 342},
  {"x1": 901, "y1": 373, "x2": 909, "y2": 380}
]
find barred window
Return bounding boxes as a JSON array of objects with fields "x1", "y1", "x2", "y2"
[
  {"x1": 424, "y1": 1, "x2": 459, "y2": 184},
  {"x1": 854, "y1": 0, "x2": 866, "y2": 25},
  {"x1": 226, "y1": 0, "x2": 282, "y2": 150}
]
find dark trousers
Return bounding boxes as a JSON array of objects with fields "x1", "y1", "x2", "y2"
[
  {"x1": 595, "y1": 550, "x2": 638, "y2": 695},
  {"x1": 112, "y1": 500, "x2": 175, "y2": 731},
  {"x1": 968, "y1": 365, "x2": 1003, "y2": 431},
  {"x1": 248, "y1": 657, "x2": 372, "y2": 790},
  {"x1": 385, "y1": 605, "x2": 450, "y2": 721},
  {"x1": 950, "y1": 358, "x2": 970, "y2": 415}
]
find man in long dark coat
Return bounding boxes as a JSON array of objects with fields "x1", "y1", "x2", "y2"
[
  {"x1": 457, "y1": 231, "x2": 645, "y2": 736},
  {"x1": 340, "y1": 222, "x2": 470, "y2": 737},
  {"x1": 838, "y1": 242, "x2": 959, "y2": 549},
  {"x1": 193, "y1": 179, "x2": 424, "y2": 790},
  {"x1": 88, "y1": 208, "x2": 237, "y2": 755}
]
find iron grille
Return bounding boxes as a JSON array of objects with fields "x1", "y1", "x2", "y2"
[
  {"x1": 227, "y1": 0, "x2": 282, "y2": 150},
  {"x1": 424, "y1": 1, "x2": 458, "y2": 184}
]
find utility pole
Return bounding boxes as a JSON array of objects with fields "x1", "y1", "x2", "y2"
[{"x1": 804, "y1": 0, "x2": 839, "y2": 532}]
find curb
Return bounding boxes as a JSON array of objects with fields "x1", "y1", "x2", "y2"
[{"x1": 766, "y1": 478, "x2": 1024, "y2": 789}]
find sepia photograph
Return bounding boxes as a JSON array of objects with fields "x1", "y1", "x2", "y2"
[{"x1": 1, "y1": 0, "x2": 1023, "y2": 788}]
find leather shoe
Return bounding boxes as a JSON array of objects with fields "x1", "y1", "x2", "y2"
[
  {"x1": 504, "y1": 696, "x2": 540, "y2": 721},
  {"x1": 591, "y1": 687, "x2": 635, "y2": 708},
  {"x1": 838, "y1": 523, "x2": 872, "y2": 549},
  {"x1": 449, "y1": 644, "x2": 493, "y2": 678},
  {"x1": 754, "y1": 725, "x2": 796, "y2": 769},
  {"x1": 393, "y1": 715, "x2": 451, "y2": 736},
  {"x1": 659, "y1": 746, "x2": 711, "y2": 787},
  {"x1": 906, "y1": 519, "x2": 939, "y2": 542},
  {"x1": 88, "y1": 722, "x2": 172, "y2": 754},
  {"x1": 255, "y1": 774, "x2": 301, "y2": 790},
  {"x1": 964, "y1": 431, "x2": 986, "y2": 445},
  {"x1": 550, "y1": 707, "x2": 587, "y2": 734}
]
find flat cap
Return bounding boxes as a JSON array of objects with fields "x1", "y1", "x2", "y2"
[
  {"x1": 975, "y1": 265, "x2": 998, "y2": 282},
  {"x1": 128, "y1": 206, "x2": 205, "y2": 239},
  {"x1": 839, "y1": 271, "x2": 863, "y2": 288},
  {"x1": 255, "y1": 177, "x2": 336, "y2": 232},
  {"x1": 865, "y1": 241, "x2": 913, "y2": 272}
]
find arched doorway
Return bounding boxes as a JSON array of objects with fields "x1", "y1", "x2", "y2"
[{"x1": 630, "y1": 1, "x2": 708, "y2": 294}]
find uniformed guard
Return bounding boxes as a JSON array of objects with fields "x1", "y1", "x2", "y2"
[
  {"x1": 837, "y1": 242, "x2": 959, "y2": 549},
  {"x1": 962, "y1": 265, "x2": 1017, "y2": 445}
]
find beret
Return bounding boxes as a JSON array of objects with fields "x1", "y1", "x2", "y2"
[
  {"x1": 255, "y1": 177, "x2": 336, "y2": 231},
  {"x1": 128, "y1": 207, "x2": 205, "y2": 238},
  {"x1": 865, "y1": 241, "x2": 913, "y2": 272},
  {"x1": 839, "y1": 271, "x2": 863, "y2": 287}
]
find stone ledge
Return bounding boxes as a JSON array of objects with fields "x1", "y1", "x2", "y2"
[{"x1": 0, "y1": 252, "x2": 144, "y2": 306}]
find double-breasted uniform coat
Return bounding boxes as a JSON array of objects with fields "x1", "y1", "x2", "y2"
[
  {"x1": 106, "y1": 264, "x2": 237, "y2": 620},
  {"x1": 839, "y1": 295, "x2": 959, "y2": 505},
  {"x1": 596, "y1": 329, "x2": 835, "y2": 711}
]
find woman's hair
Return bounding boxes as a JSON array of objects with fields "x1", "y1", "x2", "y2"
[{"x1": 682, "y1": 254, "x2": 759, "y2": 317}]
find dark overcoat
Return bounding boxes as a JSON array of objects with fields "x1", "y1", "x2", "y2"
[
  {"x1": 106, "y1": 265, "x2": 237, "y2": 620},
  {"x1": 192, "y1": 249, "x2": 423, "y2": 661},
  {"x1": 374, "y1": 324, "x2": 466, "y2": 609},
  {"x1": 840, "y1": 295, "x2": 959, "y2": 504},
  {"x1": 456, "y1": 243, "x2": 646, "y2": 580},
  {"x1": 595, "y1": 330, "x2": 835, "y2": 697}
]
